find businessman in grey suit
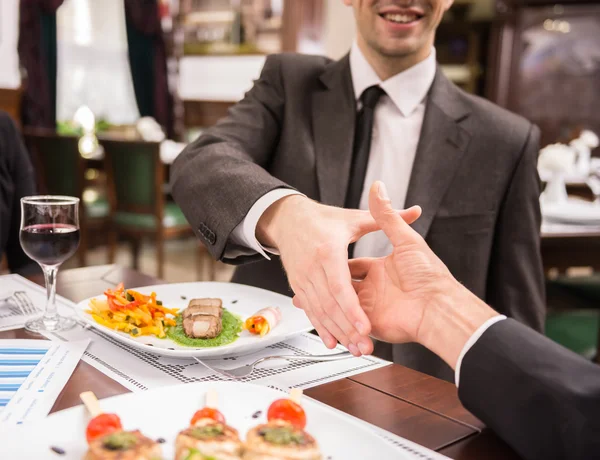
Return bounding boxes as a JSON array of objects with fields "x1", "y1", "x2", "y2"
[{"x1": 171, "y1": 0, "x2": 545, "y2": 381}]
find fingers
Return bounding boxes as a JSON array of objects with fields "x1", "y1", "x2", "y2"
[
  {"x1": 292, "y1": 290, "x2": 336, "y2": 349},
  {"x1": 351, "y1": 206, "x2": 422, "y2": 243},
  {"x1": 348, "y1": 258, "x2": 378, "y2": 280},
  {"x1": 305, "y1": 279, "x2": 358, "y2": 353},
  {"x1": 368, "y1": 181, "x2": 422, "y2": 248},
  {"x1": 320, "y1": 250, "x2": 374, "y2": 356}
]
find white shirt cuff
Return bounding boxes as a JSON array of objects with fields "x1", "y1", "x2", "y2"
[
  {"x1": 229, "y1": 189, "x2": 304, "y2": 259},
  {"x1": 455, "y1": 315, "x2": 506, "y2": 387}
]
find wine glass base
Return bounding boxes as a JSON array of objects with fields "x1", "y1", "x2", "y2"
[{"x1": 25, "y1": 316, "x2": 77, "y2": 333}]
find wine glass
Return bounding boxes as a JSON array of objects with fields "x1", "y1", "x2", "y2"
[
  {"x1": 586, "y1": 167, "x2": 600, "y2": 205},
  {"x1": 19, "y1": 196, "x2": 80, "y2": 332}
]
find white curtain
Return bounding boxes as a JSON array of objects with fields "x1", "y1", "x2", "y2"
[
  {"x1": 56, "y1": 0, "x2": 140, "y2": 124},
  {"x1": 0, "y1": 0, "x2": 20, "y2": 88}
]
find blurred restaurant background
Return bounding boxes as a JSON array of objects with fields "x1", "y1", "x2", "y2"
[{"x1": 0, "y1": 0, "x2": 599, "y2": 361}]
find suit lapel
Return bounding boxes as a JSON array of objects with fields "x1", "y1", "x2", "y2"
[
  {"x1": 313, "y1": 55, "x2": 356, "y2": 206},
  {"x1": 405, "y1": 68, "x2": 473, "y2": 238}
]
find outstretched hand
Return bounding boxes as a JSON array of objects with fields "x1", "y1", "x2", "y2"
[
  {"x1": 350, "y1": 182, "x2": 453, "y2": 345},
  {"x1": 257, "y1": 194, "x2": 420, "y2": 356}
]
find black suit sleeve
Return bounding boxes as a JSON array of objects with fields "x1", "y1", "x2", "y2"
[
  {"x1": 170, "y1": 55, "x2": 293, "y2": 263},
  {"x1": 485, "y1": 124, "x2": 545, "y2": 332},
  {"x1": 0, "y1": 112, "x2": 37, "y2": 275},
  {"x1": 459, "y1": 319, "x2": 600, "y2": 460}
]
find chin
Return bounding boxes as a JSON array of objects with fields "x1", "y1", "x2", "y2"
[{"x1": 371, "y1": 40, "x2": 423, "y2": 58}]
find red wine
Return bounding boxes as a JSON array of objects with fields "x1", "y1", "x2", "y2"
[{"x1": 20, "y1": 224, "x2": 80, "y2": 266}]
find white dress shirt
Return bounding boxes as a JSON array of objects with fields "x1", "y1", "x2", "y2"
[
  {"x1": 227, "y1": 44, "x2": 504, "y2": 381},
  {"x1": 230, "y1": 43, "x2": 437, "y2": 258}
]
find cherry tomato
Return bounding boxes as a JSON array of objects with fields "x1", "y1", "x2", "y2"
[
  {"x1": 86, "y1": 413, "x2": 122, "y2": 443},
  {"x1": 190, "y1": 407, "x2": 226, "y2": 426},
  {"x1": 267, "y1": 399, "x2": 306, "y2": 429}
]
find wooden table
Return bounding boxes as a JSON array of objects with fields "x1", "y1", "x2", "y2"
[
  {"x1": 0, "y1": 265, "x2": 519, "y2": 459},
  {"x1": 542, "y1": 221, "x2": 600, "y2": 273}
]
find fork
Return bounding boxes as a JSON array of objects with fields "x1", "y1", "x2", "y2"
[
  {"x1": 0, "y1": 291, "x2": 37, "y2": 316},
  {"x1": 13, "y1": 291, "x2": 38, "y2": 316},
  {"x1": 193, "y1": 351, "x2": 353, "y2": 379},
  {"x1": 1, "y1": 291, "x2": 90, "y2": 329}
]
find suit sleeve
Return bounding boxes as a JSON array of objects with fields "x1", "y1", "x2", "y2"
[
  {"x1": 485, "y1": 124, "x2": 545, "y2": 332},
  {"x1": 170, "y1": 55, "x2": 294, "y2": 263},
  {"x1": 0, "y1": 114, "x2": 37, "y2": 274},
  {"x1": 459, "y1": 319, "x2": 600, "y2": 460}
]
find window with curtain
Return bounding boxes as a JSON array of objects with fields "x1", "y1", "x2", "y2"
[{"x1": 56, "y1": 0, "x2": 139, "y2": 124}]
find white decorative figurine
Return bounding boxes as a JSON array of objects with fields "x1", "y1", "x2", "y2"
[
  {"x1": 570, "y1": 129, "x2": 599, "y2": 177},
  {"x1": 538, "y1": 143, "x2": 576, "y2": 205}
]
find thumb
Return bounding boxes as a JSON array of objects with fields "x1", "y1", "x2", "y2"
[
  {"x1": 368, "y1": 181, "x2": 422, "y2": 247},
  {"x1": 351, "y1": 206, "x2": 422, "y2": 242}
]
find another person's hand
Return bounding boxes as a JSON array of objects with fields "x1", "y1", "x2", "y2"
[
  {"x1": 351, "y1": 182, "x2": 498, "y2": 368},
  {"x1": 256, "y1": 194, "x2": 420, "y2": 356}
]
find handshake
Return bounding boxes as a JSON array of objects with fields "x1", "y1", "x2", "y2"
[{"x1": 256, "y1": 181, "x2": 498, "y2": 370}]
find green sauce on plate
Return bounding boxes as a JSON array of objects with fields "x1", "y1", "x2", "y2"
[{"x1": 166, "y1": 310, "x2": 242, "y2": 347}]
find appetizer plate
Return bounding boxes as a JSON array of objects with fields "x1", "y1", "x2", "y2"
[
  {"x1": 74, "y1": 282, "x2": 314, "y2": 359},
  {"x1": 0, "y1": 382, "x2": 408, "y2": 459}
]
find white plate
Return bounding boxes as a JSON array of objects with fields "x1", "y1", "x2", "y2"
[
  {"x1": 74, "y1": 282, "x2": 313, "y2": 359},
  {"x1": 542, "y1": 199, "x2": 600, "y2": 225},
  {"x1": 0, "y1": 382, "x2": 407, "y2": 459}
]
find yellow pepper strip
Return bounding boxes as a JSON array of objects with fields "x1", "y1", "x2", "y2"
[
  {"x1": 155, "y1": 318, "x2": 165, "y2": 337},
  {"x1": 91, "y1": 314, "x2": 115, "y2": 329},
  {"x1": 114, "y1": 294, "x2": 129, "y2": 306},
  {"x1": 135, "y1": 307, "x2": 153, "y2": 324},
  {"x1": 112, "y1": 312, "x2": 127, "y2": 322},
  {"x1": 164, "y1": 318, "x2": 176, "y2": 327},
  {"x1": 154, "y1": 304, "x2": 179, "y2": 316},
  {"x1": 139, "y1": 326, "x2": 161, "y2": 336}
]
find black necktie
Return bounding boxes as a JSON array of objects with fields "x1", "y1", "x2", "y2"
[{"x1": 346, "y1": 85, "x2": 385, "y2": 258}]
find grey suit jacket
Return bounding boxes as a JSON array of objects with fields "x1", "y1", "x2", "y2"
[{"x1": 171, "y1": 53, "x2": 545, "y2": 381}]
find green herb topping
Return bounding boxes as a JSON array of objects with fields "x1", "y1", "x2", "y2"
[
  {"x1": 102, "y1": 432, "x2": 138, "y2": 450},
  {"x1": 189, "y1": 424, "x2": 225, "y2": 439},
  {"x1": 259, "y1": 426, "x2": 307, "y2": 445}
]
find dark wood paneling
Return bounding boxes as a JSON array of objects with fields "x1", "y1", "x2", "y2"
[
  {"x1": 184, "y1": 99, "x2": 234, "y2": 127},
  {"x1": 281, "y1": 0, "x2": 324, "y2": 52},
  {"x1": 490, "y1": 2, "x2": 600, "y2": 147}
]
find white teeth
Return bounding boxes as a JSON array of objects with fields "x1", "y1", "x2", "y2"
[{"x1": 383, "y1": 13, "x2": 418, "y2": 23}]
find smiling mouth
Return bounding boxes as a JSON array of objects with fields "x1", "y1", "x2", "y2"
[{"x1": 379, "y1": 12, "x2": 423, "y2": 24}]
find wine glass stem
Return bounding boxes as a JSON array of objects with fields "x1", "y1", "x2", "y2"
[{"x1": 42, "y1": 265, "x2": 59, "y2": 324}]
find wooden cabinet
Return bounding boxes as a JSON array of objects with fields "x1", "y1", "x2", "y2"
[{"x1": 488, "y1": 1, "x2": 600, "y2": 147}]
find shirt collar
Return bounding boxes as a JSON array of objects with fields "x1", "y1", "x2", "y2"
[{"x1": 349, "y1": 42, "x2": 437, "y2": 117}]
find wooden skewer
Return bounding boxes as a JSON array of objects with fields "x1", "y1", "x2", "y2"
[
  {"x1": 80, "y1": 391, "x2": 103, "y2": 418},
  {"x1": 205, "y1": 388, "x2": 218, "y2": 409},
  {"x1": 289, "y1": 388, "x2": 303, "y2": 404}
]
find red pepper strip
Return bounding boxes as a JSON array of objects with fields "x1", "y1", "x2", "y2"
[
  {"x1": 107, "y1": 297, "x2": 119, "y2": 312},
  {"x1": 123, "y1": 300, "x2": 141, "y2": 310}
]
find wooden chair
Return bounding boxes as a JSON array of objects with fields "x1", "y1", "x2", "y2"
[
  {"x1": 101, "y1": 138, "x2": 214, "y2": 280},
  {"x1": 23, "y1": 128, "x2": 109, "y2": 267},
  {"x1": 0, "y1": 87, "x2": 23, "y2": 127}
]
